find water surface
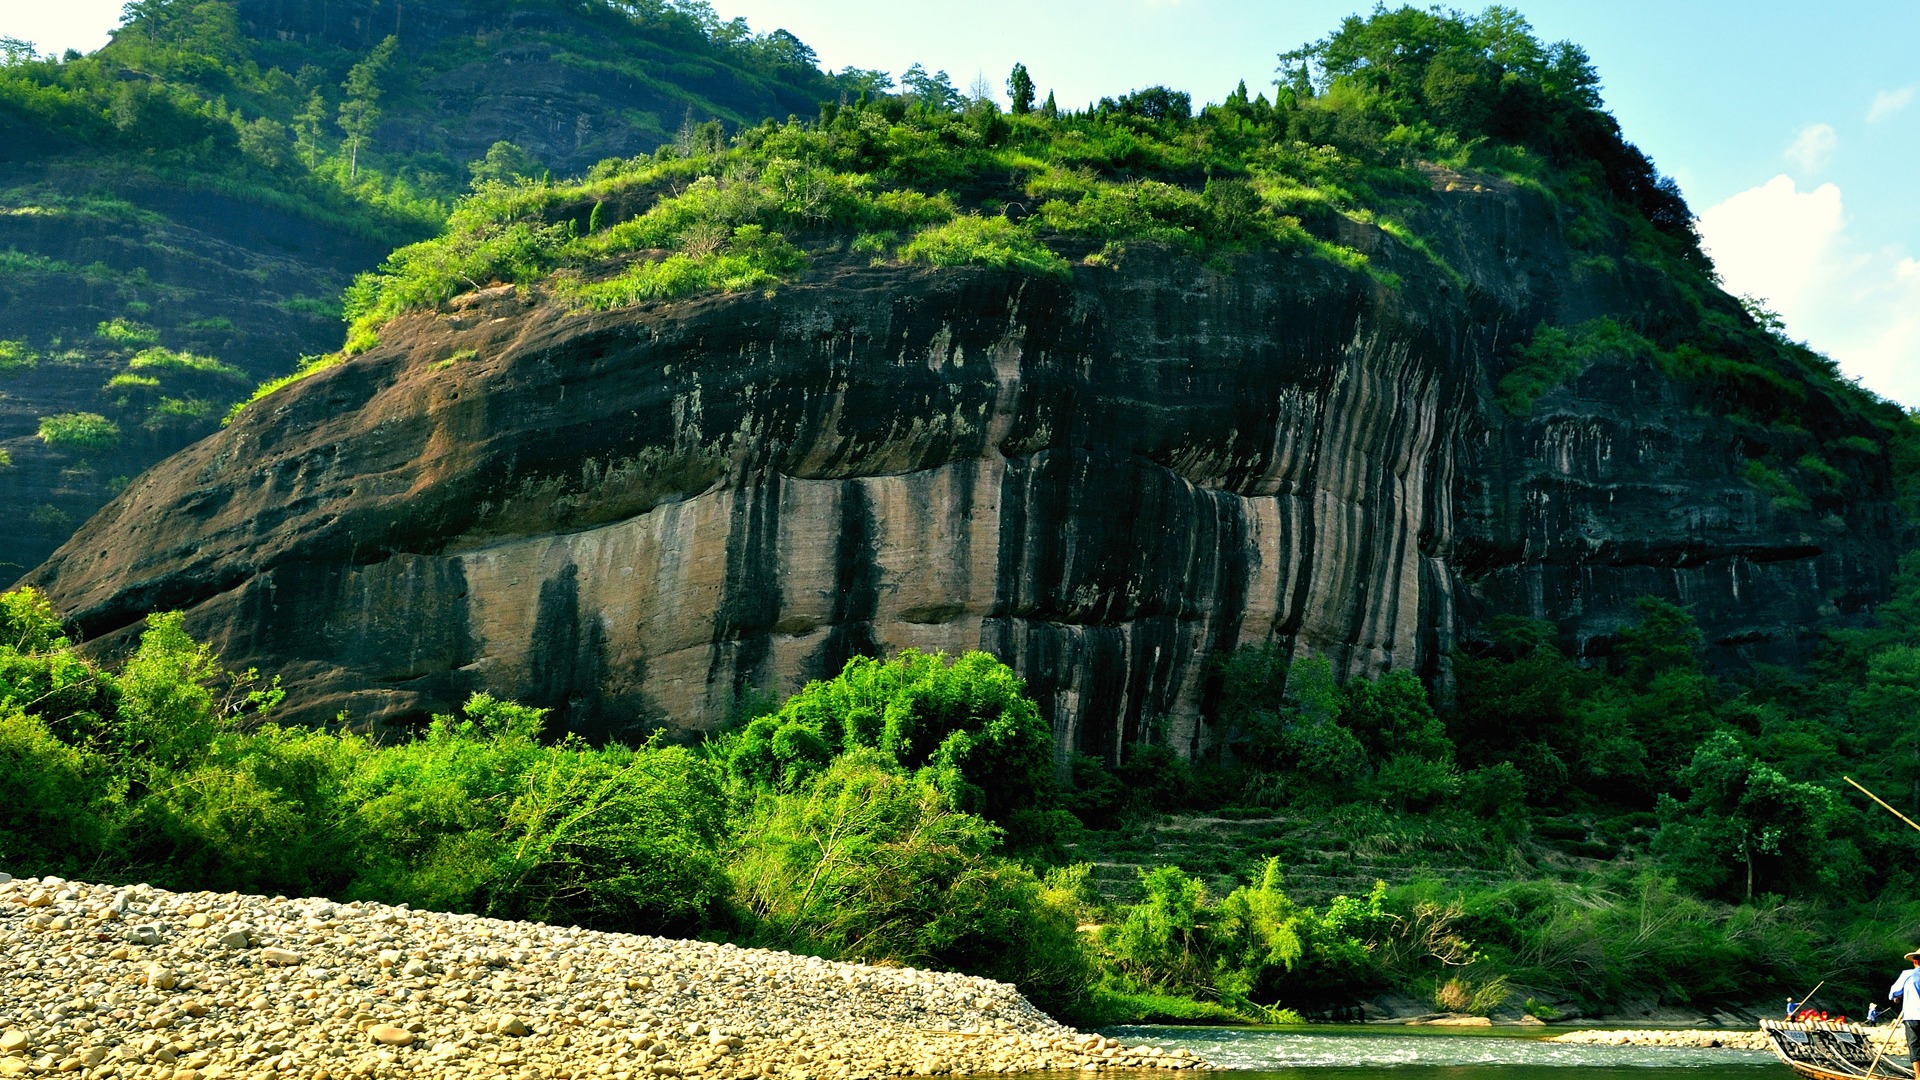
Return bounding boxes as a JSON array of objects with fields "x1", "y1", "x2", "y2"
[{"x1": 1087, "y1": 1025, "x2": 1778, "y2": 1080}]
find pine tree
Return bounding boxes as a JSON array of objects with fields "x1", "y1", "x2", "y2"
[
  {"x1": 1039, "y1": 90, "x2": 1058, "y2": 120},
  {"x1": 293, "y1": 89, "x2": 328, "y2": 168},
  {"x1": 1006, "y1": 63, "x2": 1035, "y2": 115},
  {"x1": 337, "y1": 36, "x2": 398, "y2": 180}
]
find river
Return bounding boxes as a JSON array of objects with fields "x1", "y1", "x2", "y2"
[{"x1": 1084, "y1": 1026, "x2": 1779, "y2": 1080}]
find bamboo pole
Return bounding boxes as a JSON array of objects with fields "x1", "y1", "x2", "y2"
[
  {"x1": 1791, "y1": 980, "x2": 1827, "y2": 1020},
  {"x1": 1845, "y1": 776, "x2": 1920, "y2": 836}
]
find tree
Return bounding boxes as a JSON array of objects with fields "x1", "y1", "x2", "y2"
[
  {"x1": 337, "y1": 35, "x2": 398, "y2": 180},
  {"x1": 1006, "y1": 62, "x2": 1035, "y2": 115},
  {"x1": 468, "y1": 140, "x2": 539, "y2": 188},
  {"x1": 1040, "y1": 90, "x2": 1058, "y2": 120},
  {"x1": 1098, "y1": 86, "x2": 1191, "y2": 122},
  {"x1": 238, "y1": 116, "x2": 290, "y2": 169},
  {"x1": 0, "y1": 36, "x2": 37, "y2": 66},
  {"x1": 967, "y1": 70, "x2": 995, "y2": 106},
  {"x1": 293, "y1": 89, "x2": 328, "y2": 168},
  {"x1": 1852, "y1": 646, "x2": 1920, "y2": 813},
  {"x1": 1614, "y1": 596, "x2": 1704, "y2": 685},
  {"x1": 900, "y1": 63, "x2": 962, "y2": 112},
  {"x1": 1653, "y1": 731, "x2": 1837, "y2": 900},
  {"x1": 725, "y1": 650, "x2": 1064, "y2": 851},
  {"x1": 1212, "y1": 647, "x2": 1365, "y2": 800}
]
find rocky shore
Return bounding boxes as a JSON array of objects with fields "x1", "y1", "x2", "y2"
[{"x1": 0, "y1": 876, "x2": 1205, "y2": 1080}]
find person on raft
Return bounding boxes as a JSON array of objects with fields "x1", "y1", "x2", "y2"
[{"x1": 1888, "y1": 949, "x2": 1920, "y2": 1080}]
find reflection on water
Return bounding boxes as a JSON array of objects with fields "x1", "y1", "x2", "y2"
[{"x1": 1094, "y1": 1026, "x2": 1778, "y2": 1077}]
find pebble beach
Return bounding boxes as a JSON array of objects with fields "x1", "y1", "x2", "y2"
[{"x1": 0, "y1": 875, "x2": 1204, "y2": 1080}]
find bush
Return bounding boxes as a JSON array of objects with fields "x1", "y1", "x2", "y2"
[
  {"x1": 897, "y1": 216, "x2": 1072, "y2": 278},
  {"x1": 727, "y1": 650, "x2": 1066, "y2": 851},
  {"x1": 732, "y1": 749, "x2": 1092, "y2": 1014},
  {"x1": 489, "y1": 742, "x2": 730, "y2": 933},
  {"x1": 95, "y1": 318, "x2": 160, "y2": 346},
  {"x1": 37, "y1": 412, "x2": 120, "y2": 451},
  {"x1": 128, "y1": 347, "x2": 245, "y2": 380},
  {"x1": 0, "y1": 339, "x2": 36, "y2": 373}
]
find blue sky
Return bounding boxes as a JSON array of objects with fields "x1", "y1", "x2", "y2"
[{"x1": 11, "y1": 0, "x2": 1918, "y2": 404}]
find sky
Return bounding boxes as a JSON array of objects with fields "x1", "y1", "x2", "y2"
[{"x1": 7, "y1": 0, "x2": 1918, "y2": 405}]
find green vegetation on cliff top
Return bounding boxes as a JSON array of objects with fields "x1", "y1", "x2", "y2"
[
  {"x1": 331, "y1": 3, "x2": 1677, "y2": 352},
  {"x1": 272, "y1": 3, "x2": 1906, "y2": 493}
]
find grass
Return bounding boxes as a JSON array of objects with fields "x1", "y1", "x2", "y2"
[
  {"x1": 1085, "y1": 989, "x2": 1268, "y2": 1025},
  {"x1": 128, "y1": 347, "x2": 246, "y2": 381},
  {"x1": 898, "y1": 215, "x2": 1072, "y2": 278},
  {"x1": 95, "y1": 318, "x2": 159, "y2": 347},
  {"x1": 224, "y1": 354, "x2": 344, "y2": 425}
]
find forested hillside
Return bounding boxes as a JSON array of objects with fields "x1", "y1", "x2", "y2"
[{"x1": 0, "y1": 0, "x2": 865, "y2": 574}]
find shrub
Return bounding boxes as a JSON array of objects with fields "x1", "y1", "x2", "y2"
[
  {"x1": 732, "y1": 750, "x2": 1091, "y2": 1014},
  {"x1": 489, "y1": 742, "x2": 731, "y2": 933},
  {"x1": 898, "y1": 216, "x2": 1071, "y2": 278},
  {"x1": 728, "y1": 650, "x2": 1065, "y2": 851},
  {"x1": 95, "y1": 318, "x2": 160, "y2": 346},
  {"x1": 37, "y1": 412, "x2": 120, "y2": 451},
  {"x1": 227, "y1": 354, "x2": 345, "y2": 422},
  {"x1": 563, "y1": 225, "x2": 804, "y2": 309},
  {"x1": 0, "y1": 339, "x2": 36, "y2": 373},
  {"x1": 128, "y1": 347, "x2": 246, "y2": 380},
  {"x1": 0, "y1": 707, "x2": 121, "y2": 870}
]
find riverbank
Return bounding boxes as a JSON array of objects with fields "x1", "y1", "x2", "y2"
[{"x1": 0, "y1": 875, "x2": 1206, "y2": 1080}]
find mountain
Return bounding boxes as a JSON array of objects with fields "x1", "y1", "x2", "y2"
[
  {"x1": 24, "y1": 9, "x2": 1914, "y2": 746},
  {"x1": 0, "y1": 0, "x2": 861, "y2": 575}
]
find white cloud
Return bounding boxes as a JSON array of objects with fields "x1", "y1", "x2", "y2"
[
  {"x1": 1699, "y1": 175, "x2": 1920, "y2": 406},
  {"x1": 1868, "y1": 86, "x2": 1915, "y2": 123},
  {"x1": 1784, "y1": 123, "x2": 1838, "y2": 172}
]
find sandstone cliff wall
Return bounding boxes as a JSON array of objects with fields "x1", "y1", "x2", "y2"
[{"x1": 26, "y1": 188, "x2": 1902, "y2": 753}]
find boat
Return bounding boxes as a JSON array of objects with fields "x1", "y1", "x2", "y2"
[{"x1": 1761, "y1": 1019, "x2": 1910, "y2": 1080}]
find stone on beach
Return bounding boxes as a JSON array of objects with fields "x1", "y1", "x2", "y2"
[{"x1": 0, "y1": 873, "x2": 1207, "y2": 1079}]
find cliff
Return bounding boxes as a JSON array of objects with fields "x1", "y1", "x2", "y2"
[{"x1": 24, "y1": 170, "x2": 1904, "y2": 753}]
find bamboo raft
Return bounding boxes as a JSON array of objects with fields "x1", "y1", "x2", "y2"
[{"x1": 1761, "y1": 1019, "x2": 1909, "y2": 1080}]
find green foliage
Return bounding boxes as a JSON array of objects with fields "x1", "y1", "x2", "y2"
[
  {"x1": 1497, "y1": 318, "x2": 1642, "y2": 414},
  {"x1": 0, "y1": 339, "x2": 37, "y2": 373},
  {"x1": 95, "y1": 318, "x2": 160, "y2": 346},
  {"x1": 731, "y1": 749, "x2": 1091, "y2": 1014},
  {"x1": 227, "y1": 353, "x2": 345, "y2": 422},
  {"x1": 337, "y1": 37, "x2": 399, "y2": 179},
  {"x1": 897, "y1": 215, "x2": 1071, "y2": 277},
  {"x1": 1744, "y1": 459, "x2": 1812, "y2": 513},
  {"x1": 1007, "y1": 64, "x2": 1036, "y2": 116},
  {"x1": 470, "y1": 142, "x2": 541, "y2": 189},
  {"x1": 37, "y1": 411, "x2": 121, "y2": 451},
  {"x1": 727, "y1": 650, "x2": 1065, "y2": 852},
  {"x1": 1653, "y1": 731, "x2": 1841, "y2": 901},
  {"x1": 128, "y1": 346, "x2": 246, "y2": 380},
  {"x1": 489, "y1": 741, "x2": 730, "y2": 932}
]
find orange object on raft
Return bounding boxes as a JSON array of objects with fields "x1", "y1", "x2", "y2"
[{"x1": 1761, "y1": 1018, "x2": 1909, "y2": 1080}]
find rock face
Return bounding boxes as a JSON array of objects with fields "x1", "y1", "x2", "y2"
[{"x1": 24, "y1": 183, "x2": 1904, "y2": 755}]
